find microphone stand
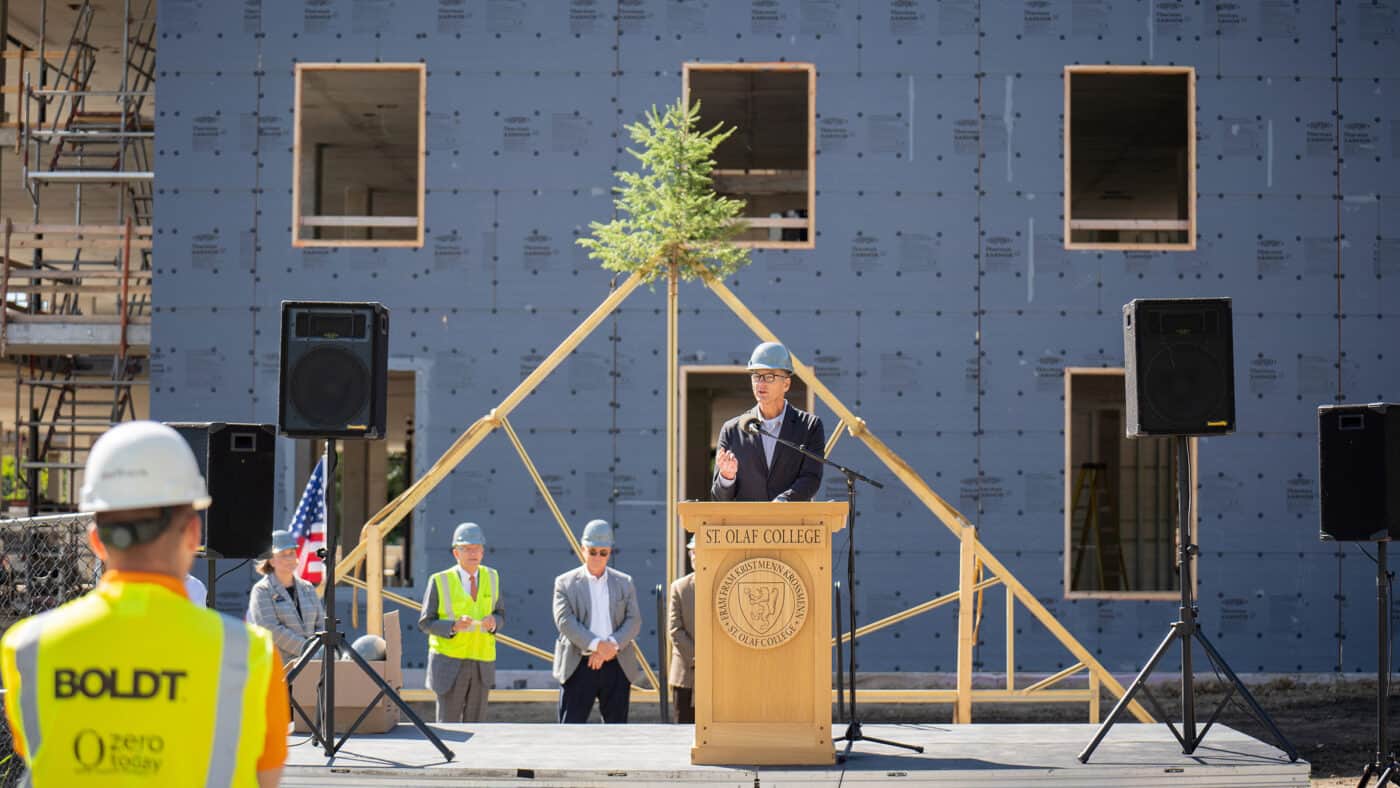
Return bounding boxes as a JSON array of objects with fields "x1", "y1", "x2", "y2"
[{"x1": 744, "y1": 421, "x2": 924, "y2": 760}]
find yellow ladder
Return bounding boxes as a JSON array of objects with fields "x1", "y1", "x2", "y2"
[{"x1": 1070, "y1": 463, "x2": 1128, "y2": 591}]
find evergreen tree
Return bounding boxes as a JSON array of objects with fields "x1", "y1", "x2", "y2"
[{"x1": 578, "y1": 99, "x2": 751, "y2": 283}]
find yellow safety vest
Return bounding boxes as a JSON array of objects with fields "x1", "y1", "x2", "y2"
[
  {"x1": 0, "y1": 575, "x2": 275, "y2": 786},
  {"x1": 427, "y1": 566, "x2": 498, "y2": 661}
]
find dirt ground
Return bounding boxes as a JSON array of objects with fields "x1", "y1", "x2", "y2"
[{"x1": 412, "y1": 676, "x2": 1390, "y2": 787}]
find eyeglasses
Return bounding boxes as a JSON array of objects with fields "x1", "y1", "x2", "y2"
[
  {"x1": 750, "y1": 372, "x2": 790, "y2": 384},
  {"x1": 587, "y1": 548, "x2": 611, "y2": 557}
]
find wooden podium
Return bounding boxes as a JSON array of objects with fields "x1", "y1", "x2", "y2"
[{"x1": 679, "y1": 501, "x2": 848, "y2": 765}]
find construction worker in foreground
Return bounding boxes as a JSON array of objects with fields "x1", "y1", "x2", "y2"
[{"x1": 0, "y1": 421, "x2": 289, "y2": 786}]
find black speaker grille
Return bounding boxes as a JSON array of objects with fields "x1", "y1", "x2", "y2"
[
  {"x1": 290, "y1": 346, "x2": 370, "y2": 428},
  {"x1": 1140, "y1": 344, "x2": 1228, "y2": 428}
]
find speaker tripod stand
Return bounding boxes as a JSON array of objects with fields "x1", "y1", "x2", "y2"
[
  {"x1": 1079, "y1": 436, "x2": 1296, "y2": 764},
  {"x1": 284, "y1": 439, "x2": 454, "y2": 761},
  {"x1": 1356, "y1": 540, "x2": 1399, "y2": 787}
]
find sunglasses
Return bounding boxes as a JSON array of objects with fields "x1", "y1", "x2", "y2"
[
  {"x1": 587, "y1": 548, "x2": 611, "y2": 557},
  {"x1": 750, "y1": 372, "x2": 790, "y2": 384}
]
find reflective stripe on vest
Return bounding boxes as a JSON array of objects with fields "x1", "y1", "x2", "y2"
[
  {"x1": 206, "y1": 616, "x2": 249, "y2": 787},
  {"x1": 4, "y1": 580, "x2": 274, "y2": 787},
  {"x1": 12, "y1": 611, "x2": 50, "y2": 760},
  {"x1": 428, "y1": 566, "x2": 497, "y2": 661}
]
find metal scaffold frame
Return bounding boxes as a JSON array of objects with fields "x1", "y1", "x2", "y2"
[
  {"x1": 334, "y1": 270, "x2": 1151, "y2": 722},
  {"x1": 1, "y1": 0, "x2": 157, "y2": 513}
]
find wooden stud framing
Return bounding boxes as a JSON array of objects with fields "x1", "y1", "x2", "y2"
[
  {"x1": 666, "y1": 268, "x2": 679, "y2": 622},
  {"x1": 1005, "y1": 585, "x2": 1016, "y2": 690},
  {"x1": 1063, "y1": 65, "x2": 1196, "y2": 252},
  {"x1": 683, "y1": 61, "x2": 816, "y2": 250},
  {"x1": 292, "y1": 63, "x2": 426, "y2": 249},
  {"x1": 955, "y1": 525, "x2": 976, "y2": 723},
  {"x1": 1063, "y1": 367, "x2": 1198, "y2": 601},
  {"x1": 366, "y1": 524, "x2": 383, "y2": 637},
  {"x1": 330, "y1": 269, "x2": 1153, "y2": 722}
]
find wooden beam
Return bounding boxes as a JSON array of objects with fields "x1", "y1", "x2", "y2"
[
  {"x1": 300, "y1": 215, "x2": 419, "y2": 228},
  {"x1": 8, "y1": 238, "x2": 152, "y2": 250},
  {"x1": 1068, "y1": 219, "x2": 1190, "y2": 230},
  {"x1": 9, "y1": 224, "x2": 153, "y2": 234},
  {"x1": 955, "y1": 526, "x2": 976, "y2": 723},
  {"x1": 2, "y1": 285, "x2": 152, "y2": 294},
  {"x1": 702, "y1": 275, "x2": 1153, "y2": 724},
  {"x1": 331, "y1": 274, "x2": 644, "y2": 580}
]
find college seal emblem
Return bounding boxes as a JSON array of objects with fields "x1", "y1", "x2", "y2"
[{"x1": 715, "y1": 557, "x2": 809, "y2": 649}]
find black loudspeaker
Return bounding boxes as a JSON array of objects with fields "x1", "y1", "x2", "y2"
[
  {"x1": 1319, "y1": 403, "x2": 1400, "y2": 542},
  {"x1": 279, "y1": 301, "x2": 388, "y2": 439},
  {"x1": 168, "y1": 422, "x2": 277, "y2": 559},
  {"x1": 1123, "y1": 297, "x2": 1236, "y2": 437}
]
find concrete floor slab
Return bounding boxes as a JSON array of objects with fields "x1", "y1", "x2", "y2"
[{"x1": 282, "y1": 722, "x2": 1307, "y2": 787}]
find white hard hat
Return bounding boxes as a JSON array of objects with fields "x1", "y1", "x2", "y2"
[{"x1": 81, "y1": 421, "x2": 212, "y2": 513}]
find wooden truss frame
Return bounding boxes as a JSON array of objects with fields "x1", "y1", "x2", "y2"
[{"x1": 334, "y1": 269, "x2": 1150, "y2": 722}]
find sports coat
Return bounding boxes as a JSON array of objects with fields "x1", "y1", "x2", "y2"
[
  {"x1": 667, "y1": 572, "x2": 696, "y2": 688},
  {"x1": 552, "y1": 565, "x2": 647, "y2": 687}
]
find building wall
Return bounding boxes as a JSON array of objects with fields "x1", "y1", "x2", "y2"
[{"x1": 152, "y1": 0, "x2": 1400, "y2": 675}]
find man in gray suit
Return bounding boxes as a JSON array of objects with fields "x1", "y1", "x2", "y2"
[
  {"x1": 711, "y1": 341, "x2": 825, "y2": 502},
  {"x1": 552, "y1": 519, "x2": 645, "y2": 723}
]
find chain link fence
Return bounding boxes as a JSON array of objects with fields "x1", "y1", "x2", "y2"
[
  {"x1": 0, "y1": 512, "x2": 98, "y2": 786},
  {"x1": 0, "y1": 689, "x2": 16, "y2": 788}
]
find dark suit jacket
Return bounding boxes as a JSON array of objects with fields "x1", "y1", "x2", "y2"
[{"x1": 710, "y1": 403, "x2": 825, "y2": 502}]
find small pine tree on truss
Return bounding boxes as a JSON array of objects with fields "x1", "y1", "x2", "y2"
[{"x1": 577, "y1": 99, "x2": 751, "y2": 284}]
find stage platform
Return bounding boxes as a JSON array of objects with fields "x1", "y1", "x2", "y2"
[{"x1": 281, "y1": 722, "x2": 1307, "y2": 787}]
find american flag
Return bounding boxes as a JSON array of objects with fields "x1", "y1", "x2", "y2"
[{"x1": 289, "y1": 455, "x2": 327, "y2": 584}]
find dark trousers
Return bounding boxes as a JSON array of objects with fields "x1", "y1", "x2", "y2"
[
  {"x1": 559, "y1": 658, "x2": 630, "y2": 723},
  {"x1": 671, "y1": 685, "x2": 694, "y2": 724}
]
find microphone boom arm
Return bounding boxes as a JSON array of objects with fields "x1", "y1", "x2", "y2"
[{"x1": 745, "y1": 421, "x2": 884, "y2": 490}]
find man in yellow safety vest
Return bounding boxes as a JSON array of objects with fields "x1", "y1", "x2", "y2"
[
  {"x1": 0, "y1": 421, "x2": 289, "y2": 787},
  {"x1": 417, "y1": 522, "x2": 504, "y2": 722}
]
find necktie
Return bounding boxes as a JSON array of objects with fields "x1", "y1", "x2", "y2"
[{"x1": 469, "y1": 571, "x2": 478, "y2": 601}]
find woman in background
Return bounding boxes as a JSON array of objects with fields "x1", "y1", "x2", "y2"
[{"x1": 247, "y1": 529, "x2": 325, "y2": 664}]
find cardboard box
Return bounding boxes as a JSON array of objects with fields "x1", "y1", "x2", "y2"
[{"x1": 290, "y1": 610, "x2": 402, "y2": 734}]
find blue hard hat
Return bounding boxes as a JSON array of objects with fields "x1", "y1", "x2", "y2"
[
  {"x1": 581, "y1": 519, "x2": 613, "y2": 548},
  {"x1": 269, "y1": 529, "x2": 297, "y2": 554},
  {"x1": 747, "y1": 342, "x2": 792, "y2": 372},
  {"x1": 452, "y1": 522, "x2": 486, "y2": 546}
]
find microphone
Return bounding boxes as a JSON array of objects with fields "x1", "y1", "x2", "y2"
[{"x1": 739, "y1": 414, "x2": 762, "y2": 435}]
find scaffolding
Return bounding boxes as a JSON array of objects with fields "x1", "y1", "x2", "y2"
[{"x1": 0, "y1": 0, "x2": 154, "y2": 512}]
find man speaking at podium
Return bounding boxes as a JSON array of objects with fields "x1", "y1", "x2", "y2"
[{"x1": 711, "y1": 342, "x2": 825, "y2": 503}]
